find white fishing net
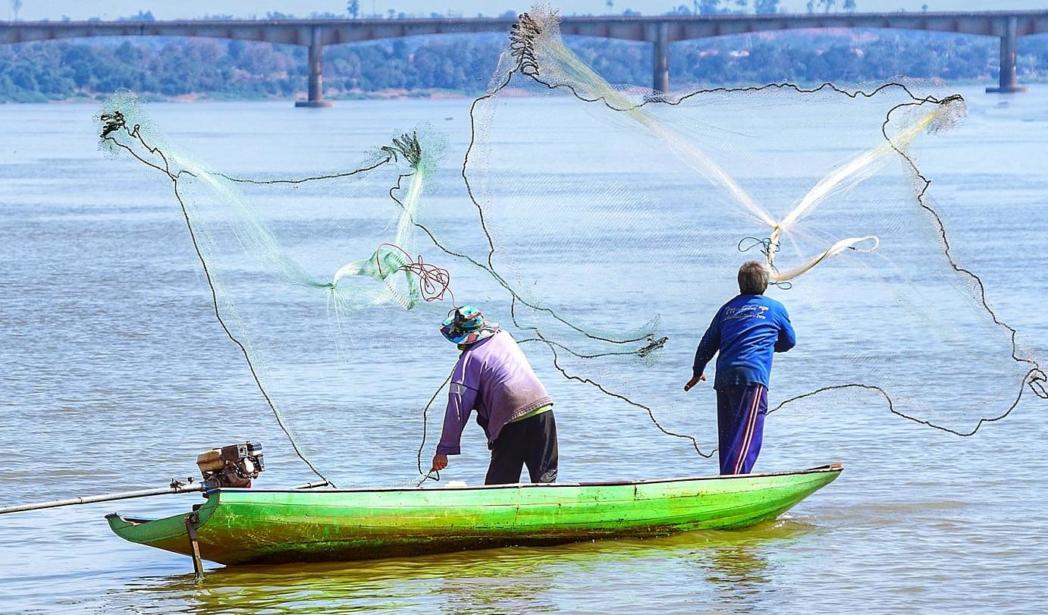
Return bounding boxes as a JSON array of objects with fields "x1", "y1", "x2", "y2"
[
  {"x1": 96, "y1": 8, "x2": 1046, "y2": 484},
  {"x1": 449, "y1": 8, "x2": 1044, "y2": 456}
]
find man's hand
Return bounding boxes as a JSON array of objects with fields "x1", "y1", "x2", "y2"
[
  {"x1": 431, "y1": 453, "x2": 448, "y2": 472},
  {"x1": 683, "y1": 373, "x2": 706, "y2": 392}
]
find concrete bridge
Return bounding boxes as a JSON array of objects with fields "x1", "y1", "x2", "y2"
[{"x1": 3, "y1": 11, "x2": 1047, "y2": 106}]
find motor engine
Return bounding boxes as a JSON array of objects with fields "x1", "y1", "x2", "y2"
[{"x1": 196, "y1": 441, "x2": 264, "y2": 489}]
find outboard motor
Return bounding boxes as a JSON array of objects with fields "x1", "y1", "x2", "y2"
[{"x1": 196, "y1": 441, "x2": 264, "y2": 490}]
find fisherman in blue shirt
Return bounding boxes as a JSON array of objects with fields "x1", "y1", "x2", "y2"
[{"x1": 684, "y1": 261, "x2": 796, "y2": 475}]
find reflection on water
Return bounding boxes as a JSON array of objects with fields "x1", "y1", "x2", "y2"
[
  {"x1": 702, "y1": 544, "x2": 772, "y2": 603},
  {"x1": 105, "y1": 520, "x2": 813, "y2": 613}
]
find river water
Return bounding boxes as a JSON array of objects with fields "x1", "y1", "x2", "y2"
[{"x1": 1, "y1": 87, "x2": 1046, "y2": 613}]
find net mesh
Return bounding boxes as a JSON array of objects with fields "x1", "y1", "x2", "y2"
[
  {"x1": 452, "y1": 8, "x2": 1045, "y2": 450},
  {"x1": 95, "y1": 7, "x2": 1047, "y2": 484},
  {"x1": 98, "y1": 96, "x2": 457, "y2": 485}
]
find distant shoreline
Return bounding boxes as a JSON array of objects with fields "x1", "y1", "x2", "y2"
[
  {"x1": 5, "y1": 30, "x2": 1046, "y2": 105},
  {"x1": 0, "y1": 88, "x2": 490, "y2": 104},
  {"x1": 3, "y1": 81, "x2": 1035, "y2": 105}
]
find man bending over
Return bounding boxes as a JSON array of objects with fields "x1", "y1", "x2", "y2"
[{"x1": 432, "y1": 305, "x2": 558, "y2": 485}]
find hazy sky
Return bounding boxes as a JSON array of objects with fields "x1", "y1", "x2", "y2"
[{"x1": 10, "y1": 1, "x2": 1048, "y2": 21}]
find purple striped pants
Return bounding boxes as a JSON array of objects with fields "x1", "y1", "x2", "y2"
[{"x1": 716, "y1": 384, "x2": 767, "y2": 475}]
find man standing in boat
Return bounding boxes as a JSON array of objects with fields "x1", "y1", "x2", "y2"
[
  {"x1": 684, "y1": 261, "x2": 796, "y2": 475},
  {"x1": 431, "y1": 305, "x2": 559, "y2": 485}
]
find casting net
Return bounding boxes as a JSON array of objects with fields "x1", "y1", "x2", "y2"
[
  {"x1": 98, "y1": 96, "x2": 462, "y2": 485},
  {"x1": 96, "y1": 7, "x2": 1046, "y2": 484},
  {"x1": 449, "y1": 9, "x2": 1045, "y2": 457}
]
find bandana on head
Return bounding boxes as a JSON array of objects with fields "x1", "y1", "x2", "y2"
[{"x1": 441, "y1": 305, "x2": 500, "y2": 346}]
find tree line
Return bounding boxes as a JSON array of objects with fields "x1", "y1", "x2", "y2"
[
  {"x1": 9, "y1": 1, "x2": 942, "y2": 23},
  {"x1": 2, "y1": 30, "x2": 1047, "y2": 103}
]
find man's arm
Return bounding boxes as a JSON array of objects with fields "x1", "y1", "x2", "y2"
[
  {"x1": 685, "y1": 310, "x2": 721, "y2": 391},
  {"x1": 775, "y1": 306, "x2": 796, "y2": 353},
  {"x1": 435, "y1": 358, "x2": 479, "y2": 457},
  {"x1": 693, "y1": 310, "x2": 722, "y2": 377}
]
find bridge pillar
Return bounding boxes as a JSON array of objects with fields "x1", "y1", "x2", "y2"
[
  {"x1": 651, "y1": 22, "x2": 670, "y2": 95},
  {"x1": 296, "y1": 27, "x2": 333, "y2": 108},
  {"x1": 987, "y1": 16, "x2": 1026, "y2": 93}
]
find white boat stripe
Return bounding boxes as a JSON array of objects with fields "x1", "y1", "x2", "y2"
[{"x1": 735, "y1": 385, "x2": 762, "y2": 474}]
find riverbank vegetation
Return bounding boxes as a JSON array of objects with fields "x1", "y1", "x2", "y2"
[{"x1": 2, "y1": 30, "x2": 1047, "y2": 103}]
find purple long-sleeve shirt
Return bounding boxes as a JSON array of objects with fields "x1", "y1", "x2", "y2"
[{"x1": 436, "y1": 330, "x2": 553, "y2": 455}]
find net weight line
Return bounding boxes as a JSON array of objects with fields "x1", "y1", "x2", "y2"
[
  {"x1": 103, "y1": 114, "x2": 471, "y2": 486},
  {"x1": 387, "y1": 167, "x2": 713, "y2": 468},
  {"x1": 438, "y1": 13, "x2": 1048, "y2": 451},
  {"x1": 101, "y1": 108, "x2": 653, "y2": 485},
  {"x1": 97, "y1": 112, "x2": 419, "y2": 487},
  {"x1": 415, "y1": 369, "x2": 453, "y2": 486},
  {"x1": 521, "y1": 329, "x2": 715, "y2": 459},
  {"x1": 95, "y1": 12, "x2": 1048, "y2": 483}
]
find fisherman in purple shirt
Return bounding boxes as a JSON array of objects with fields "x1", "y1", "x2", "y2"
[
  {"x1": 431, "y1": 305, "x2": 558, "y2": 485},
  {"x1": 684, "y1": 261, "x2": 796, "y2": 475}
]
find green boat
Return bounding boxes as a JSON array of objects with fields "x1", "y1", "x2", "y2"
[{"x1": 106, "y1": 464, "x2": 841, "y2": 565}]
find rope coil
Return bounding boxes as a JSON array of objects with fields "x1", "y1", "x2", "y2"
[{"x1": 374, "y1": 243, "x2": 455, "y2": 305}]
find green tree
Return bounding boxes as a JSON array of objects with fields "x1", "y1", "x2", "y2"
[
  {"x1": 4, "y1": 27, "x2": 1041, "y2": 103},
  {"x1": 699, "y1": 0, "x2": 721, "y2": 15},
  {"x1": 754, "y1": 0, "x2": 779, "y2": 13},
  {"x1": 347, "y1": 0, "x2": 360, "y2": 18},
  {"x1": 121, "y1": 10, "x2": 155, "y2": 22},
  {"x1": 843, "y1": 0, "x2": 857, "y2": 11}
]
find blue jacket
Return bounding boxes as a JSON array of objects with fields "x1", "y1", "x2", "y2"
[{"x1": 693, "y1": 294, "x2": 796, "y2": 390}]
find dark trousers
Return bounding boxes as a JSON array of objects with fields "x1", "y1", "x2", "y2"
[
  {"x1": 485, "y1": 411, "x2": 559, "y2": 485},
  {"x1": 716, "y1": 384, "x2": 767, "y2": 475}
]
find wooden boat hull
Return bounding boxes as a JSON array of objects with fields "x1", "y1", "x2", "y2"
[{"x1": 106, "y1": 464, "x2": 842, "y2": 565}]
